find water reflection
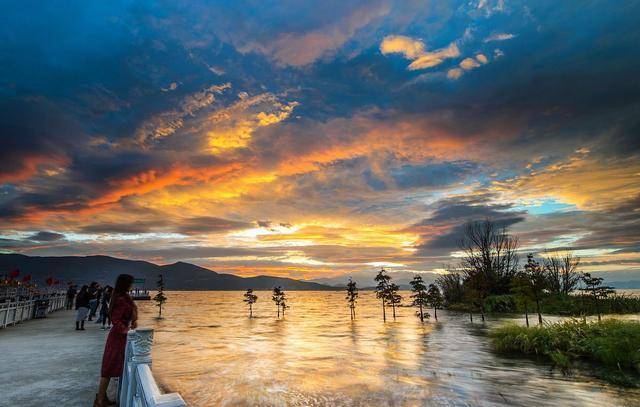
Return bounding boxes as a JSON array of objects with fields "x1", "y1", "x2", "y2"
[{"x1": 136, "y1": 291, "x2": 640, "y2": 406}]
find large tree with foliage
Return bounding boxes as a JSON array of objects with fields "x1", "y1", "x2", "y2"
[
  {"x1": 544, "y1": 251, "x2": 581, "y2": 295},
  {"x1": 426, "y1": 284, "x2": 443, "y2": 321},
  {"x1": 374, "y1": 268, "x2": 391, "y2": 321},
  {"x1": 410, "y1": 276, "x2": 429, "y2": 322},
  {"x1": 581, "y1": 273, "x2": 614, "y2": 322},
  {"x1": 153, "y1": 274, "x2": 167, "y2": 318},
  {"x1": 435, "y1": 269, "x2": 464, "y2": 306},
  {"x1": 459, "y1": 220, "x2": 519, "y2": 320},
  {"x1": 243, "y1": 289, "x2": 258, "y2": 318},
  {"x1": 346, "y1": 278, "x2": 358, "y2": 320}
]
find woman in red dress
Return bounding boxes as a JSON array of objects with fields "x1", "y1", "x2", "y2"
[{"x1": 95, "y1": 274, "x2": 138, "y2": 407}]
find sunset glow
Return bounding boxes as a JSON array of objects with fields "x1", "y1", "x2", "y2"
[{"x1": 1, "y1": 0, "x2": 639, "y2": 285}]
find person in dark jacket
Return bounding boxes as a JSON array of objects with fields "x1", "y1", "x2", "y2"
[
  {"x1": 75, "y1": 285, "x2": 90, "y2": 330},
  {"x1": 88, "y1": 282, "x2": 99, "y2": 321},
  {"x1": 66, "y1": 284, "x2": 77, "y2": 310},
  {"x1": 99, "y1": 286, "x2": 113, "y2": 330}
]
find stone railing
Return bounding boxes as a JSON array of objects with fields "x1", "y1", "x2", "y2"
[
  {"x1": 119, "y1": 329, "x2": 186, "y2": 407},
  {"x1": 0, "y1": 293, "x2": 67, "y2": 329}
]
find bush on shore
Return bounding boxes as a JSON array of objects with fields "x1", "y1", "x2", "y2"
[{"x1": 490, "y1": 319, "x2": 640, "y2": 386}]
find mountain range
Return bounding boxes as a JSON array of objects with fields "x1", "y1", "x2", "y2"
[{"x1": 0, "y1": 254, "x2": 335, "y2": 291}]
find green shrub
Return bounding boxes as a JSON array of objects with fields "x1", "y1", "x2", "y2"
[{"x1": 484, "y1": 295, "x2": 517, "y2": 313}]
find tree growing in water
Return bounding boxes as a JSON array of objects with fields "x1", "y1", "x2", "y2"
[
  {"x1": 521, "y1": 254, "x2": 548, "y2": 325},
  {"x1": 409, "y1": 275, "x2": 429, "y2": 322},
  {"x1": 346, "y1": 278, "x2": 358, "y2": 320},
  {"x1": 280, "y1": 290, "x2": 289, "y2": 317},
  {"x1": 581, "y1": 273, "x2": 614, "y2": 322},
  {"x1": 387, "y1": 283, "x2": 402, "y2": 320},
  {"x1": 243, "y1": 289, "x2": 258, "y2": 318},
  {"x1": 153, "y1": 274, "x2": 167, "y2": 319},
  {"x1": 272, "y1": 286, "x2": 284, "y2": 318},
  {"x1": 426, "y1": 283, "x2": 443, "y2": 321},
  {"x1": 374, "y1": 268, "x2": 391, "y2": 321},
  {"x1": 511, "y1": 274, "x2": 533, "y2": 327}
]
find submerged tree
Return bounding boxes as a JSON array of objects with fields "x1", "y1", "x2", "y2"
[
  {"x1": 545, "y1": 251, "x2": 581, "y2": 295},
  {"x1": 521, "y1": 254, "x2": 548, "y2": 325},
  {"x1": 346, "y1": 278, "x2": 358, "y2": 320},
  {"x1": 409, "y1": 275, "x2": 429, "y2": 322},
  {"x1": 387, "y1": 283, "x2": 402, "y2": 320},
  {"x1": 280, "y1": 289, "x2": 289, "y2": 317},
  {"x1": 375, "y1": 268, "x2": 391, "y2": 321},
  {"x1": 511, "y1": 274, "x2": 533, "y2": 327},
  {"x1": 426, "y1": 284, "x2": 443, "y2": 322},
  {"x1": 272, "y1": 286, "x2": 284, "y2": 318},
  {"x1": 243, "y1": 289, "x2": 258, "y2": 318},
  {"x1": 153, "y1": 274, "x2": 167, "y2": 319},
  {"x1": 581, "y1": 273, "x2": 614, "y2": 322}
]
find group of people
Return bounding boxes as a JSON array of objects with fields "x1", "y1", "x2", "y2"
[
  {"x1": 67, "y1": 275, "x2": 140, "y2": 407},
  {"x1": 67, "y1": 282, "x2": 114, "y2": 331}
]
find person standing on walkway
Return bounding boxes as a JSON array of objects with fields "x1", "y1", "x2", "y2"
[
  {"x1": 75, "y1": 285, "x2": 90, "y2": 330},
  {"x1": 88, "y1": 282, "x2": 99, "y2": 321},
  {"x1": 95, "y1": 274, "x2": 137, "y2": 407},
  {"x1": 66, "y1": 284, "x2": 77, "y2": 310},
  {"x1": 99, "y1": 286, "x2": 112, "y2": 330}
]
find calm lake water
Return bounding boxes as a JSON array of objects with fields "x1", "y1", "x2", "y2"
[{"x1": 136, "y1": 291, "x2": 640, "y2": 406}]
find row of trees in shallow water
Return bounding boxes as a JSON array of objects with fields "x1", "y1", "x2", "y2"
[{"x1": 240, "y1": 275, "x2": 443, "y2": 323}]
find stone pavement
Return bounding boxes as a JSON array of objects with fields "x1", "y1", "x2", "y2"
[{"x1": 0, "y1": 309, "x2": 118, "y2": 407}]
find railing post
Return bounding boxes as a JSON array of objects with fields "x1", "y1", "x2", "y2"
[{"x1": 120, "y1": 329, "x2": 154, "y2": 407}]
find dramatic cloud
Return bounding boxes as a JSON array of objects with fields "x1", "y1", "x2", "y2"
[{"x1": 1, "y1": 0, "x2": 639, "y2": 282}]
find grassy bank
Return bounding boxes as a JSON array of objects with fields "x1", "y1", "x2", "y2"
[{"x1": 490, "y1": 319, "x2": 640, "y2": 387}]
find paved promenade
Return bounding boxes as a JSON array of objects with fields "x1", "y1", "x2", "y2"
[{"x1": 0, "y1": 310, "x2": 118, "y2": 407}]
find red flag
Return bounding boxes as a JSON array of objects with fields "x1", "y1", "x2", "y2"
[
  {"x1": 46, "y1": 277, "x2": 54, "y2": 286},
  {"x1": 22, "y1": 275, "x2": 31, "y2": 282},
  {"x1": 9, "y1": 269, "x2": 20, "y2": 278}
]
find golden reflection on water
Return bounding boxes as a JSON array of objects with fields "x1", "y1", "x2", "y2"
[{"x1": 136, "y1": 291, "x2": 640, "y2": 406}]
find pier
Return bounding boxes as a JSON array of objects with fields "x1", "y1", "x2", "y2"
[{"x1": 0, "y1": 308, "x2": 185, "y2": 406}]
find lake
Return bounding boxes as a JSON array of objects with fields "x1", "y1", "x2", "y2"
[{"x1": 136, "y1": 291, "x2": 640, "y2": 406}]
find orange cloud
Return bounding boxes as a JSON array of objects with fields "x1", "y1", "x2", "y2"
[{"x1": 380, "y1": 35, "x2": 460, "y2": 70}]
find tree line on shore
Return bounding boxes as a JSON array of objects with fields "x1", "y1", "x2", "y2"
[{"x1": 434, "y1": 220, "x2": 637, "y2": 325}]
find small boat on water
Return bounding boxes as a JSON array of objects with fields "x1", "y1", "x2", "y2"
[
  {"x1": 131, "y1": 289, "x2": 151, "y2": 300},
  {"x1": 130, "y1": 278, "x2": 151, "y2": 300}
]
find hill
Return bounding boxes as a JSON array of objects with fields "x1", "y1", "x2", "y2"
[{"x1": 0, "y1": 254, "x2": 335, "y2": 291}]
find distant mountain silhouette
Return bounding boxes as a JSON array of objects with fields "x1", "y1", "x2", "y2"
[{"x1": 0, "y1": 254, "x2": 336, "y2": 291}]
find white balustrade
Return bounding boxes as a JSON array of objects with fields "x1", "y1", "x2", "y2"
[
  {"x1": 119, "y1": 329, "x2": 186, "y2": 407},
  {"x1": 0, "y1": 293, "x2": 67, "y2": 329}
]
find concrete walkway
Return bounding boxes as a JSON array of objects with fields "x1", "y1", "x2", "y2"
[{"x1": 0, "y1": 310, "x2": 118, "y2": 407}]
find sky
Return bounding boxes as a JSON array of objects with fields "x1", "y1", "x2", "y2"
[{"x1": 1, "y1": 0, "x2": 639, "y2": 284}]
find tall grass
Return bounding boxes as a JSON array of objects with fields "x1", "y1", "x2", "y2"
[{"x1": 490, "y1": 319, "x2": 640, "y2": 386}]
